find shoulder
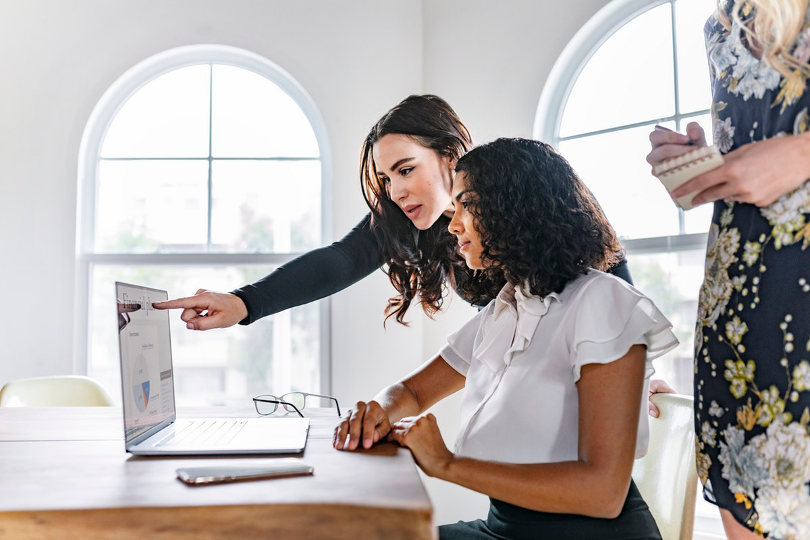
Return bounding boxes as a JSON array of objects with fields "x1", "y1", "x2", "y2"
[
  {"x1": 704, "y1": 5, "x2": 727, "y2": 45},
  {"x1": 561, "y1": 269, "x2": 645, "y2": 308}
]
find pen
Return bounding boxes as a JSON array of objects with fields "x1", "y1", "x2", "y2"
[{"x1": 654, "y1": 124, "x2": 695, "y2": 145}]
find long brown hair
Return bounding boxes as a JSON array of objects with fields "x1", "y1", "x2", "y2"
[{"x1": 360, "y1": 95, "x2": 473, "y2": 325}]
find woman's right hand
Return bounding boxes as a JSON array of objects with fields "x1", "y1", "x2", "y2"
[
  {"x1": 333, "y1": 400, "x2": 392, "y2": 451},
  {"x1": 152, "y1": 289, "x2": 248, "y2": 330},
  {"x1": 646, "y1": 121, "x2": 708, "y2": 170}
]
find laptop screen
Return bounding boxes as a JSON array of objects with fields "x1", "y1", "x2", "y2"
[{"x1": 115, "y1": 282, "x2": 177, "y2": 443}]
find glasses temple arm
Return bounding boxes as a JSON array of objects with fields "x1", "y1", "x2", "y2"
[{"x1": 302, "y1": 393, "x2": 341, "y2": 415}]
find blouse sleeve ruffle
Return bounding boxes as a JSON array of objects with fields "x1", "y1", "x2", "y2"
[
  {"x1": 440, "y1": 343, "x2": 471, "y2": 376},
  {"x1": 571, "y1": 274, "x2": 679, "y2": 382},
  {"x1": 438, "y1": 304, "x2": 492, "y2": 376}
]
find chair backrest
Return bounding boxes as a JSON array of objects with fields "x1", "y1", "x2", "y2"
[
  {"x1": 0, "y1": 375, "x2": 114, "y2": 407},
  {"x1": 632, "y1": 393, "x2": 697, "y2": 540}
]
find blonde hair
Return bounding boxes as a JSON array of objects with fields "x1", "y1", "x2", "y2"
[{"x1": 718, "y1": 0, "x2": 810, "y2": 78}]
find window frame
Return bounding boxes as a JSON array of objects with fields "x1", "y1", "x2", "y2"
[{"x1": 74, "y1": 44, "x2": 332, "y2": 396}]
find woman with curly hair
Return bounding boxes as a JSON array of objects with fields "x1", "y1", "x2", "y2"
[{"x1": 334, "y1": 138, "x2": 678, "y2": 539}]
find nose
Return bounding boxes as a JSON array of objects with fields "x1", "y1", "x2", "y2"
[
  {"x1": 448, "y1": 209, "x2": 462, "y2": 236},
  {"x1": 388, "y1": 176, "x2": 407, "y2": 203}
]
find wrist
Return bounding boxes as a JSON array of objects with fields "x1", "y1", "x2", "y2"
[
  {"x1": 229, "y1": 293, "x2": 248, "y2": 320},
  {"x1": 437, "y1": 454, "x2": 460, "y2": 481}
]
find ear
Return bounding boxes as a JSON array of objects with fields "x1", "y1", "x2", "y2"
[{"x1": 445, "y1": 154, "x2": 458, "y2": 172}]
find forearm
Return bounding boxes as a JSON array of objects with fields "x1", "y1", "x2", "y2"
[
  {"x1": 440, "y1": 457, "x2": 631, "y2": 519},
  {"x1": 232, "y1": 214, "x2": 382, "y2": 324},
  {"x1": 374, "y1": 355, "x2": 465, "y2": 423}
]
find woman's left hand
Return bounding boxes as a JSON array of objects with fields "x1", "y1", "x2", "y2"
[
  {"x1": 671, "y1": 133, "x2": 810, "y2": 207},
  {"x1": 389, "y1": 413, "x2": 454, "y2": 478}
]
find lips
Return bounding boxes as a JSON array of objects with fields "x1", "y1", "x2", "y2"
[
  {"x1": 402, "y1": 204, "x2": 422, "y2": 220},
  {"x1": 457, "y1": 240, "x2": 470, "y2": 252}
]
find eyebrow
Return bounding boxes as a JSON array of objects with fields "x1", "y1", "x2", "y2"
[
  {"x1": 454, "y1": 189, "x2": 473, "y2": 201},
  {"x1": 378, "y1": 157, "x2": 415, "y2": 177}
]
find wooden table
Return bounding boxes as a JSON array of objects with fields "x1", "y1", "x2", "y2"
[{"x1": 0, "y1": 407, "x2": 434, "y2": 539}]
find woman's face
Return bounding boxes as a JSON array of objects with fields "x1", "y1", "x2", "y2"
[
  {"x1": 372, "y1": 134, "x2": 455, "y2": 230},
  {"x1": 448, "y1": 171, "x2": 485, "y2": 269}
]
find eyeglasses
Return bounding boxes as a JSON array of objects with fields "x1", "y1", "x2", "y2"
[{"x1": 252, "y1": 392, "x2": 341, "y2": 417}]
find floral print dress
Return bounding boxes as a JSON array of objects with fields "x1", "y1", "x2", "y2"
[{"x1": 695, "y1": 4, "x2": 810, "y2": 538}]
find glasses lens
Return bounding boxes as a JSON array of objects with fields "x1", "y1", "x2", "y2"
[
  {"x1": 254, "y1": 395, "x2": 279, "y2": 415},
  {"x1": 282, "y1": 392, "x2": 306, "y2": 412}
]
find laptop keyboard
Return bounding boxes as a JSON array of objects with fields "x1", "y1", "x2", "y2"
[{"x1": 152, "y1": 419, "x2": 247, "y2": 448}]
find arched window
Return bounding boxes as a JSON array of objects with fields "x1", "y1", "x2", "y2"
[
  {"x1": 76, "y1": 45, "x2": 330, "y2": 406},
  {"x1": 536, "y1": 0, "x2": 716, "y2": 394}
]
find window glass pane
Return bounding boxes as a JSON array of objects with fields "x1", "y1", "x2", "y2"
[
  {"x1": 89, "y1": 264, "x2": 321, "y2": 407},
  {"x1": 210, "y1": 161, "x2": 321, "y2": 252},
  {"x1": 559, "y1": 124, "x2": 680, "y2": 239},
  {"x1": 560, "y1": 4, "x2": 675, "y2": 138},
  {"x1": 627, "y1": 249, "x2": 705, "y2": 394},
  {"x1": 676, "y1": 0, "x2": 715, "y2": 114},
  {"x1": 211, "y1": 65, "x2": 319, "y2": 158},
  {"x1": 94, "y1": 160, "x2": 208, "y2": 252},
  {"x1": 681, "y1": 112, "x2": 715, "y2": 233},
  {"x1": 100, "y1": 65, "x2": 210, "y2": 158}
]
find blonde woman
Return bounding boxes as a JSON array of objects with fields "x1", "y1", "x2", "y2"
[{"x1": 647, "y1": 1, "x2": 810, "y2": 538}]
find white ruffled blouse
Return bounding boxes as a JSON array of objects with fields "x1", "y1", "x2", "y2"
[{"x1": 440, "y1": 269, "x2": 679, "y2": 464}]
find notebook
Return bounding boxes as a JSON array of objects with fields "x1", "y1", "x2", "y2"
[
  {"x1": 115, "y1": 282, "x2": 309, "y2": 456},
  {"x1": 653, "y1": 144, "x2": 724, "y2": 210}
]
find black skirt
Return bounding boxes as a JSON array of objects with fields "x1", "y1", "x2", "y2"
[{"x1": 438, "y1": 480, "x2": 661, "y2": 540}]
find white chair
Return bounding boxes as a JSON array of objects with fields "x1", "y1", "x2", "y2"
[
  {"x1": 632, "y1": 393, "x2": 697, "y2": 540},
  {"x1": 0, "y1": 375, "x2": 114, "y2": 407}
]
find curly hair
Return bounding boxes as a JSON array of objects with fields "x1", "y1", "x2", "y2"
[
  {"x1": 360, "y1": 95, "x2": 474, "y2": 325},
  {"x1": 454, "y1": 138, "x2": 624, "y2": 299}
]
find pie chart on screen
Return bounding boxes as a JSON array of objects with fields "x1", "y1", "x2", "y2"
[{"x1": 132, "y1": 353, "x2": 151, "y2": 412}]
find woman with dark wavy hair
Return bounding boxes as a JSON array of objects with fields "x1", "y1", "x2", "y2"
[{"x1": 334, "y1": 138, "x2": 677, "y2": 539}]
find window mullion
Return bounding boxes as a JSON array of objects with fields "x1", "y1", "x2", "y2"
[
  {"x1": 207, "y1": 63, "x2": 214, "y2": 252},
  {"x1": 670, "y1": 0, "x2": 687, "y2": 235}
]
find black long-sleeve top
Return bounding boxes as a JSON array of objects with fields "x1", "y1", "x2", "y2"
[{"x1": 231, "y1": 213, "x2": 633, "y2": 325}]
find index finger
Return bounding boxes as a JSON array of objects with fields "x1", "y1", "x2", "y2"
[
  {"x1": 649, "y1": 127, "x2": 690, "y2": 147},
  {"x1": 152, "y1": 296, "x2": 207, "y2": 310}
]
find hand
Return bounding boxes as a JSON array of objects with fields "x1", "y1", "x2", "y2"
[
  {"x1": 389, "y1": 413, "x2": 454, "y2": 478},
  {"x1": 646, "y1": 122, "x2": 708, "y2": 170},
  {"x1": 671, "y1": 133, "x2": 810, "y2": 207},
  {"x1": 333, "y1": 401, "x2": 392, "y2": 451},
  {"x1": 647, "y1": 378, "x2": 676, "y2": 418},
  {"x1": 152, "y1": 289, "x2": 248, "y2": 330}
]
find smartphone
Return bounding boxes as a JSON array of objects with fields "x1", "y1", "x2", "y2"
[{"x1": 176, "y1": 461, "x2": 314, "y2": 485}]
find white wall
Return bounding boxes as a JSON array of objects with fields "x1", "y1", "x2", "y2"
[{"x1": 0, "y1": 0, "x2": 610, "y2": 527}]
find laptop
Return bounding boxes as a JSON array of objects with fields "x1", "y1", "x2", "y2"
[{"x1": 115, "y1": 281, "x2": 309, "y2": 456}]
